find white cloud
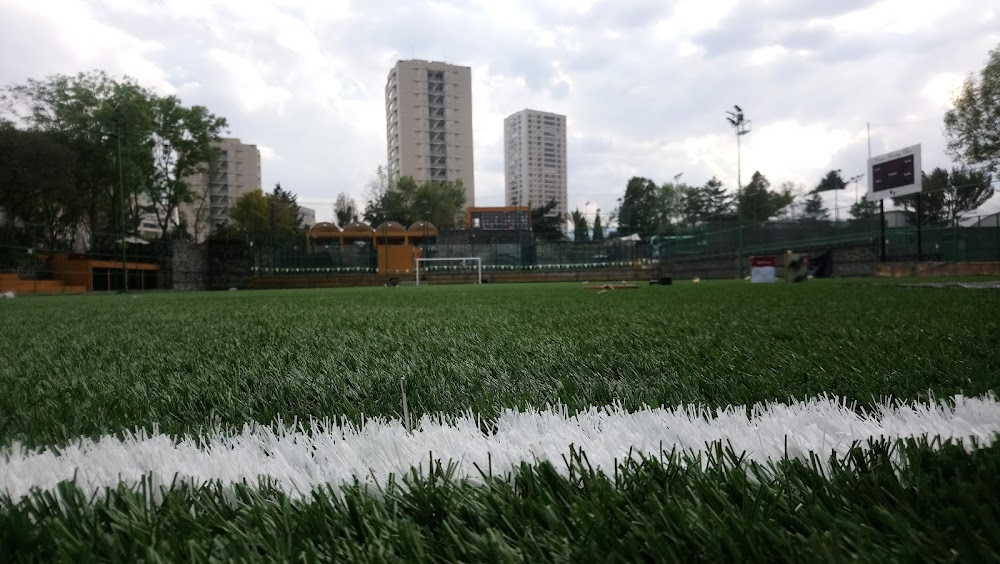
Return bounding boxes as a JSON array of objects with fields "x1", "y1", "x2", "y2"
[
  {"x1": 204, "y1": 49, "x2": 293, "y2": 115},
  {"x1": 747, "y1": 45, "x2": 790, "y2": 66},
  {"x1": 258, "y1": 145, "x2": 282, "y2": 161},
  {"x1": 922, "y1": 72, "x2": 966, "y2": 110}
]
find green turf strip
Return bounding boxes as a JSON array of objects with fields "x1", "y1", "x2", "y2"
[
  {"x1": 2, "y1": 280, "x2": 999, "y2": 561},
  {"x1": 1, "y1": 281, "x2": 998, "y2": 448},
  {"x1": 2, "y1": 439, "x2": 999, "y2": 562}
]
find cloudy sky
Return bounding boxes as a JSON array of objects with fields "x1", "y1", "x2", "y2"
[{"x1": 2, "y1": 0, "x2": 998, "y2": 223}]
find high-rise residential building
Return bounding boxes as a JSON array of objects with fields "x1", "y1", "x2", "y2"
[
  {"x1": 504, "y1": 109, "x2": 567, "y2": 219},
  {"x1": 385, "y1": 60, "x2": 475, "y2": 207},
  {"x1": 181, "y1": 137, "x2": 261, "y2": 241},
  {"x1": 297, "y1": 206, "x2": 316, "y2": 229}
]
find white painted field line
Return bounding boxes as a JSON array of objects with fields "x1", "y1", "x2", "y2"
[{"x1": 2, "y1": 395, "x2": 999, "y2": 502}]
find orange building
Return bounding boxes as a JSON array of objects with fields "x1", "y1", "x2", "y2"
[{"x1": 305, "y1": 221, "x2": 439, "y2": 275}]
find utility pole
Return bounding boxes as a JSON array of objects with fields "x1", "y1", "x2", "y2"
[{"x1": 726, "y1": 105, "x2": 751, "y2": 277}]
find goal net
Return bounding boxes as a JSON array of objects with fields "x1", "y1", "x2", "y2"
[{"x1": 415, "y1": 257, "x2": 483, "y2": 285}]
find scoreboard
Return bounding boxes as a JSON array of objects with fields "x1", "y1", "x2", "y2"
[{"x1": 867, "y1": 144, "x2": 922, "y2": 201}]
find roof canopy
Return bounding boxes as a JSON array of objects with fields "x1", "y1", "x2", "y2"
[
  {"x1": 374, "y1": 221, "x2": 407, "y2": 235},
  {"x1": 407, "y1": 221, "x2": 438, "y2": 237},
  {"x1": 308, "y1": 222, "x2": 342, "y2": 237},
  {"x1": 342, "y1": 221, "x2": 375, "y2": 236}
]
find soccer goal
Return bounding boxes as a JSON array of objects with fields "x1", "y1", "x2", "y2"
[{"x1": 415, "y1": 257, "x2": 482, "y2": 285}]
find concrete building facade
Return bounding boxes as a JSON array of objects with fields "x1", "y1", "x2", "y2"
[
  {"x1": 297, "y1": 206, "x2": 316, "y2": 229},
  {"x1": 504, "y1": 109, "x2": 567, "y2": 219},
  {"x1": 181, "y1": 138, "x2": 261, "y2": 241},
  {"x1": 385, "y1": 60, "x2": 475, "y2": 207}
]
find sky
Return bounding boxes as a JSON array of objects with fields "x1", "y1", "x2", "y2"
[{"x1": 1, "y1": 0, "x2": 998, "y2": 225}]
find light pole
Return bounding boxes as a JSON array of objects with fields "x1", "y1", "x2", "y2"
[
  {"x1": 726, "y1": 105, "x2": 751, "y2": 277},
  {"x1": 847, "y1": 173, "x2": 864, "y2": 206},
  {"x1": 834, "y1": 168, "x2": 842, "y2": 224},
  {"x1": 111, "y1": 107, "x2": 128, "y2": 293}
]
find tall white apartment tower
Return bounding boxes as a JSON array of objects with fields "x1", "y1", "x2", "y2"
[
  {"x1": 385, "y1": 60, "x2": 475, "y2": 207},
  {"x1": 181, "y1": 137, "x2": 261, "y2": 241},
  {"x1": 504, "y1": 109, "x2": 567, "y2": 218}
]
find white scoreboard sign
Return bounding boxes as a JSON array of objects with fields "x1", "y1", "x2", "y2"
[{"x1": 867, "y1": 144, "x2": 922, "y2": 201}]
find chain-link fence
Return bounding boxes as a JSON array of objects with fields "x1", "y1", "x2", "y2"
[
  {"x1": 650, "y1": 215, "x2": 1000, "y2": 263},
  {"x1": 2, "y1": 214, "x2": 999, "y2": 292},
  {"x1": 1, "y1": 221, "x2": 174, "y2": 292},
  {"x1": 256, "y1": 234, "x2": 656, "y2": 275}
]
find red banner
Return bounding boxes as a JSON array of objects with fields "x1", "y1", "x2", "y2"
[{"x1": 751, "y1": 256, "x2": 776, "y2": 268}]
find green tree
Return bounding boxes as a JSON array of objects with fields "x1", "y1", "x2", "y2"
[
  {"x1": 0, "y1": 128, "x2": 78, "y2": 248},
  {"x1": 531, "y1": 199, "x2": 564, "y2": 241},
  {"x1": 333, "y1": 193, "x2": 357, "y2": 227},
  {"x1": 1, "y1": 71, "x2": 229, "y2": 244},
  {"x1": 267, "y1": 183, "x2": 303, "y2": 239},
  {"x1": 615, "y1": 177, "x2": 659, "y2": 237},
  {"x1": 230, "y1": 184, "x2": 304, "y2": 244},
  {"x1": 408, "y1": 180, "x2": 466, "y2": 229},
  {"x1": 771, "y1": 181, "x2": 806, "y2": 220},
  {"x1": 230, "y1": 189, "x2": 270, "y2": 242},
  {"x1": 944, "y1": 43, "x2": 1000, "y2": 172},
  {"x1": 849, "y1": 198, "x2": 879, "y2": 221},
  {"x1": 147, "y1": 96, "x2": 228, "y2": 239},
  {"x1": 656, "y1": 181, "x2": 683, "y2": 233},
  {"x1": 893, "y1": 169, "x2": 947, "y2": 225},
  {"x1": 679, "y1": 177, "x2": 734, "y2": 224},
  {"x1": 893, "y1": 167, "x2": 994, "y2": 225},
  {"x1": 592, "y1": 210, "x2": 605, "y2": 243},
  {"x1": 737, "y1": 171, "x2": 794, "y2": 223},
  {"x1": 814, "y1": 170, "x2": 847, "y2": 193},
  {"x1": 678, "y1": 185, "x2": 706, "y2": 224},
  {"x1": 1, "y1": 71, "x2": 147, "y2": 247},
  {"x1": 362, "y1": 166, "x2": 405, "y2": 226},
  {"x1": 944, "y1": 167, "x2": 994, "y2": 219},
  {"x1": 813, "y1": 169, "x2": 849, "y2": 222},
  {"x1": 362, "y1": 168, "x2": 465, "y2": 229},
  {"x1": 801, "y1": 192, "x2": 830, "y2": 221},
  {"x1": 571, "y1": 209, "x2": 589, "y2": 242}
]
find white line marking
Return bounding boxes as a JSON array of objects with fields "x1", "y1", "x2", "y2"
[{"x1": 3, "y1": 395, "x2": 998, "y2": 502}]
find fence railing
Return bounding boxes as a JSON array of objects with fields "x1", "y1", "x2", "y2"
[
  {"x1": 2, "y1": 215, "x2": 999, "y2": 287},
  {"x1": 651, "y1": 216, "x2": 1000, "y2": 263}
]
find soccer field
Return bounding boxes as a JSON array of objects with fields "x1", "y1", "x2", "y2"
[{"x1": 2, "y1": 280, "x2": 999, "y2": 560}]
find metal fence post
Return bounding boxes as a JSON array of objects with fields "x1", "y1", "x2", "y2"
[{"x1": 953, "y1": 217, "x2": 959, "y2": 261}]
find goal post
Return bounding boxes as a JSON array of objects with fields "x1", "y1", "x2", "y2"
[{"x1": 415, "y1": 257, "x2": 482, "y2": 285}]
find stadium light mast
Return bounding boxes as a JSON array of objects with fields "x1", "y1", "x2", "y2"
[
  {"x1": 726, "y1": 105, "x2": 751, "y2": 277},
  {"x1": 847, "y1": 173, "x2": 864, "y2": 206}
]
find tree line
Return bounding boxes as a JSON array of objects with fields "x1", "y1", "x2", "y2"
[
  {"x1": 602, "y1": 41, "x2": 1000, "y2": 241},
  {"x1": 0, "y1": 71, "x2": 229, "y2": 251},
  {"x1": 227, "y1": 184, "x2": 306, "y2": 246},
  {"x1": 0, "y1": 71, "x2": 312, "y2": 257}
]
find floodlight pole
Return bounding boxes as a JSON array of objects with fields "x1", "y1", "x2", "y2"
[
  {"x1": 114, "y1": 108, "x2": 127, "y2": 293},
  {"x1": 833, "y1": 169, "x2": 841, "y2": 225},
  {"x1": 727, "y1": 106, "x2": 751, "y2": 278},
  {"x1": 867, "y1": 122, "x2": 887, "y2": 262},
  {"x1": 847, "y1": 173, "x2": 864, "y2": 206}
]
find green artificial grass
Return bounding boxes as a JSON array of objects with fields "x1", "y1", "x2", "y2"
[
  {"x1": 1, "y1": 281, "x2": 997, "y2": 447},
  {"x1": 3, "y1": 440, "x2": 999, "y2": 562},
  {"x1": 1, "y1": 280, "x2": 999, "y2": 561}
]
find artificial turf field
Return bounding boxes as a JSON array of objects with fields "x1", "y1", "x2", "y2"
[{"x1": 1, "y1": 279, "x2": 999, "y2": 561}]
